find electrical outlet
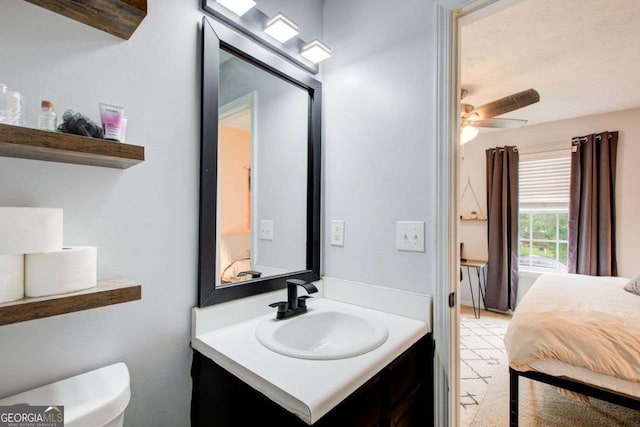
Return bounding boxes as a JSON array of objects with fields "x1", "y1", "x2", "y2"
[
  {"x1": 259, "y1": 220, "x2": 274, "y2": 240},
  {"x1": 331, "y1": 220, "x2": 345, "y2": 246},
  {"x1": 396, "y1": 221, "x2": 425, "y2": 252}
]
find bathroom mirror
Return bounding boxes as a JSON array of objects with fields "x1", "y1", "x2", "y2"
[{"x1": 199, "y1": 17, "x2": 321, "y2": 307}]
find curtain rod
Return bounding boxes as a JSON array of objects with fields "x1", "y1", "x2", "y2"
[
  {"x1": 487, "y1": 146, "x2": 518, "y2": 152},
  {"x1": 572, "y1": 133, "x2": 613, "y2": 143},
  {"x1": 572, "y1": 136, "x2": 595, "y2": 143}
]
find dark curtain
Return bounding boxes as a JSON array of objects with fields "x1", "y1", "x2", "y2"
[
  {"x1": 568, "y1": 131, "x2": 618, "y2": 276},
  {"x1": 485, "y1": 146, "x2": 519, "y2": 311}
]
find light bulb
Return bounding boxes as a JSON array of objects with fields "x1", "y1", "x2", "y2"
[
  {"x1": 460, "y1": 125, "x2": 479, "y2": 145},
  {"x1": 264, "y1": 13, "x2": 299, "y2": 43},
  {"x1": 215, "y1": 0, "x2": 256, "y2": 16},
  {"x1": 301, "y1": 39, "x2": 332, "y2": 64}
]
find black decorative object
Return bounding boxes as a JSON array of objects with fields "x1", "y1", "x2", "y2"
[{"x1": 57, "y1": 110, "x2": 104, "y2": 139}]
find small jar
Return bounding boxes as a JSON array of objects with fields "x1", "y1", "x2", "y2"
[{"x1": 37, "y1": 100, "x2": 57, "y2": 131}]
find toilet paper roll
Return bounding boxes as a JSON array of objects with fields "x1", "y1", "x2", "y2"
[
  {"x1": 0, "y1": 208, "x2": 63, "y2": 255},
  {"x1": 0, "y1": 254, "x2": 24, "y2": 303},
  {"x1": 25, "y1": 247, "x2": 97, "y2": 297}
]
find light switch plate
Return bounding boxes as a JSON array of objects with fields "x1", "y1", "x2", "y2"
[
  {"x1": 330, "y1": 220, "x2": 345, "y2": 246},
  {"x1": 259, "y1": 220, "x2": 274, "y2": 240},
  {"x1": 396, "y1": 221, "x2": 425, "y2": 252}
]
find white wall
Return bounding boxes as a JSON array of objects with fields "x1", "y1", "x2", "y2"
[
  {"x1": 0, "y1": 0, "x2": 443, "y2": 421},
  {"x1": 459, "y1": 107, "x2": 640, "y2": 307},
  {"x1": 0, "y1": 2, "x2": 201, "y2": 425},
  {"x1": 322, "y1": 0, "x2": 436, "y2": 295},
  {"x1": 0, "y1": 0, "x2": 323, "y2": 424},
  {"x1": 256, "y1": 90, "x2": 308, "y2": 271}
]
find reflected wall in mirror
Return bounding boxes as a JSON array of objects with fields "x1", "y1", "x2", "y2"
[
  {"x1": 217, "y1": 50, "x2": 308, "y2": 287},
  {"x1": 199, "y1": 17, "x2": 321, "y2": 307}
]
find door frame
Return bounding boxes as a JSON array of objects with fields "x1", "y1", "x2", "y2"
[
  {"x1": 434, "y1": 1, "x2": 512, "y2": 425},
  {"x1": 433, "y1": 3, "x2": 460, "y2": 426}
]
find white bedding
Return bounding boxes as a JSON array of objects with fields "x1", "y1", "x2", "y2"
[
  {"x1": 221, "y1": 258, "x2": 251, "y2": 284},
  {"x1": 505, "y1": 273, "x2": 640, "y2": 399},
  {"x1": 219, "y1": 233, "x2": 251, "y2": 283}
]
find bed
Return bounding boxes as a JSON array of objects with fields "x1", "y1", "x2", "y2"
[
  {"x1": 219, "y1": 233, "x2": 252, "y2": 284},
  {"x1": 504, "y1": 273, "x2": 640, "y2": 426}
]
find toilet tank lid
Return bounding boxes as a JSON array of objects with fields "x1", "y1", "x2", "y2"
[{"x1": 0, "y1": 362, "x2": 130, "y2": 427}]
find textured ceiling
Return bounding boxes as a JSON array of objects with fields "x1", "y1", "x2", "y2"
[{"x1": 461, "y1": 0, "x2": 640, "y2": 126}]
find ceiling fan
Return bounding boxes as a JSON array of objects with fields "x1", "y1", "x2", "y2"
[{"x1": 460, "y1": 88, "x2": 540, "y2": 144}]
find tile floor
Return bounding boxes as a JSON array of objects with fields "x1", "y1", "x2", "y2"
[{"x1": 459, "y1": 306, "x2": 511, "y2": 427}]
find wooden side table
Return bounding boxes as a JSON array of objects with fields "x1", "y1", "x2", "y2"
[{"x1": 460, "y1": 259, "x2": 487, "y2": 319}]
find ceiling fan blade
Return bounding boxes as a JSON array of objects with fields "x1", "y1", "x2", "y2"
[
  {"x1": 465, "y1": 118, "x2": 528, "y2": 128},
  {"x1": 470, "y1": 89, "x2": 539, "y2": 120}
]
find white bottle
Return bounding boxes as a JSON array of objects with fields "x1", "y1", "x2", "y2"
[{"x1": 37, "y1": 100, "x2": 57, "y2": 131}]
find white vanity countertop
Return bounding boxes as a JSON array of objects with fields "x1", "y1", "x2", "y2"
[{"x1": 192, "y1": 298, "x2": 428, "y2": 425}]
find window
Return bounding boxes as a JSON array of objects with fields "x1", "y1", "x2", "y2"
[
  {"x1": 519, "y1": 155, "x2": 571, "y2": 271},
  {"x1": 519, "y1": 211, "x2": 568, "y2": 270}
]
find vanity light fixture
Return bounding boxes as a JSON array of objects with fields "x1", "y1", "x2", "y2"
[
  {"x1": 215, "y1": 0, "x2": 255, "y2": 17},
  {"x1": 460, "y1": 125, "x2": 479, "y2": 145},
  {"x1": 264, "y1": 13, "x2": 299, "y2": 43},
  {"x1": 202, "y1": 1, "x2": 322, "y2": 74},
  {"x1": 301, "y1": 39, "x2": 332, "y2": 64}
]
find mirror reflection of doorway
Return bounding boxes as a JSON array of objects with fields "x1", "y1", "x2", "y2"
[{"x1": 218, "y1": 98, "x2": 254, "y2": 286}]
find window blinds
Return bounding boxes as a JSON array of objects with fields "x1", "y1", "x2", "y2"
[{"x1": 519, "y1": 156, "x2": 571, "y2": 208}]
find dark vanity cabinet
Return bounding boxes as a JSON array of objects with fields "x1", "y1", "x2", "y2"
[{"x1": 191, "y1": 334, "x2": 433, "y2": 427}]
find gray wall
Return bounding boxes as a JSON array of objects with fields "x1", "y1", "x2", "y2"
[
  {"x1": 0, "y1": 0, "x2": 323, "y2": 425},
  {"x1": 322, "y1": 0, "x2": 436, "y2": 294}
]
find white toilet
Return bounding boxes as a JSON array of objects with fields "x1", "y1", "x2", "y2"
[{"x1": 0, "y1": 363, "x2": 130, "y2": 427}]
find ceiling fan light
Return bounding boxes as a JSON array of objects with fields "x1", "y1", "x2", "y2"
[
  {"x1": 461, "y1": 125, "x2": 479, "y2": 145},
  {"x1": 215, "y1": 0, "x2": 256, "y2": 16},
  {"x1": 264, "y1": 13, "x2": 299, "y2": 43}
]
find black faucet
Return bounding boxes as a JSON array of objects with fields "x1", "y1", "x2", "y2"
[{"x1": 269, "y1": 279, "x2": 318, "y2": 320}]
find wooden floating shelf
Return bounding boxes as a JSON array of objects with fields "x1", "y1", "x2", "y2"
[
  {"x1": 24, "y1": 0, "x2": 147, "y2": 40},
  {"x1": 0, "y1": 123, "x2": 144, "y2": 169},
  {"x1": 460, "y1": 217, "x2": 487, "y2": 222},
  {"x1": 0, "y1": 278, "x2": 141, "y2": 326}
]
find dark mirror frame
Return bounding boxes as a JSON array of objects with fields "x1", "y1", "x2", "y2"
[{"x1": 199, "y1": 17, "x2": 321, "y2": 307}]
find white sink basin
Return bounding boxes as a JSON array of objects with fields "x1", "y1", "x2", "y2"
[{"x1": 255, "y1": 309, "x2": 389, "y2": 360}]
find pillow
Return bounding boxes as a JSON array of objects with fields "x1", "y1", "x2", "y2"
[{"x1": 624, "y1": 273, "x2": 640, "y2": 296}]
